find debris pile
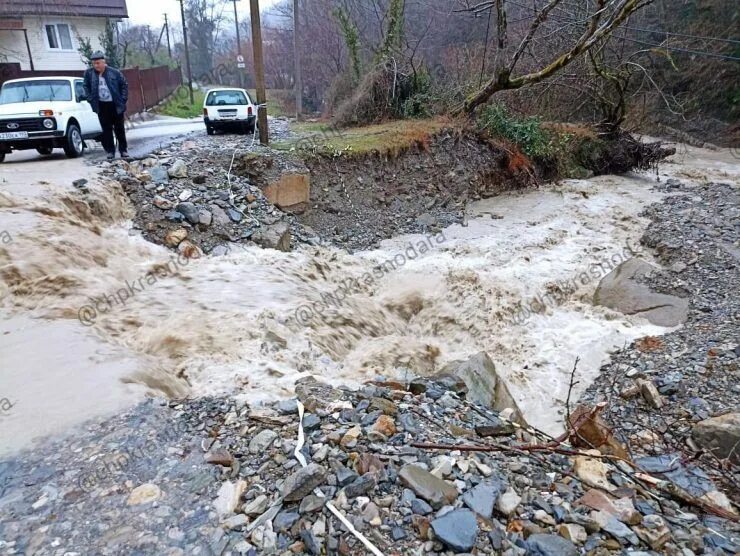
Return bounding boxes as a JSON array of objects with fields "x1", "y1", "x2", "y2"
[
  {"x1": 180, "y1": 372, "x2": 738, "y2": 555},
  {"x1": 99, "y1": 127, "x2": 318, "y2": 256}
]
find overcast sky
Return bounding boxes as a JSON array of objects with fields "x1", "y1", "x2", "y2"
[{"x1": 125, "y1": 0, "x2": 283, "y2": 28}]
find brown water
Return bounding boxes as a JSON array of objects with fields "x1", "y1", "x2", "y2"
[{"x1": 1, "y1": 143, "x2": 738, "y2": 456}]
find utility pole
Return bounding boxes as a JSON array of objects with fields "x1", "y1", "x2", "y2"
[
  {"x1": 293, "y1": 0, "x2": 302, "y2": 119},
  {"x1": 177, "y1": 0, "x2": 194, "y2": 105},
  {"x1": 164, "y1": 13, "x2": 172, "y2": 59},
  {"x1": 232, "y1": 0, "x2": 243, "y2": 88},
  {"x1": 250, "y1": 0, "x2": 269, "y2": 144}
]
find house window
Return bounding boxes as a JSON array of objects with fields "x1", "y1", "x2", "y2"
[{"x1": 45, "y1": 24, "x2": 73, "y2": 50}]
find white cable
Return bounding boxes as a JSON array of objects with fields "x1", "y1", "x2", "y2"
[{"x1": 294, "y1": 401, "x2": 385, "y2": 556}]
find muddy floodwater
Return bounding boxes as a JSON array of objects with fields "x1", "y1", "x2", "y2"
[{"x1": 1, "y1": 143, "x2": 738, "y2": 456}]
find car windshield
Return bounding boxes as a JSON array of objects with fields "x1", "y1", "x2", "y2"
[
  {"x1": 0, "y1": 80, "x2": 73, "y2": 104},
  {"x1": 206, "y1": 90, "x2": 249, "y2": 106}
]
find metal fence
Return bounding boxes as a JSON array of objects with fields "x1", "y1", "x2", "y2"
[{"x1": 0, "y1": 63, "x2": 182, "y2": 114}]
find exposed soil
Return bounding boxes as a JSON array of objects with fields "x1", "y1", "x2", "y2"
[{"x1": 297, "y1": 129, "x2": 673, "y2": 251}]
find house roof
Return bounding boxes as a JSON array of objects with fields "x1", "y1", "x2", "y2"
[{"x1": 0, "y1": 1, "x2": 129, "y2": 19}]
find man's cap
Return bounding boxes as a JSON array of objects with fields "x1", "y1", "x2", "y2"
[{"x1": 91, "y1": 51, "x2": 106, "y2": 60}]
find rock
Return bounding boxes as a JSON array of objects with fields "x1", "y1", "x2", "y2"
[
  {"x1": 462, "y1": 478, "x2": 506, "y2": 519},
  {"x1": 410, "y1": 498, "x2": 433, "y2": 516},
  {"x1": 637, "y1": 378, "x2": 664, "y2": 409},
  {"x1": 175, "y1": 202, "x2": 200, "y2": 225},
  {"x1": 634, "y1": 515, "x2": 671, "y2": 550},
  {"x1": 210, "y1": 205, "x2": 231, "y2": 227},
  {"x1": 496, "y1": 487, "x2": 521, "y2": 516},
  {"x1": 592, "y1": 511, "x2": 639, "y2": 545},
  {"x1": 578, "y1": 489, "x2": 639, "y2": 524},
  {"x1": 178, "y1": 189, "x2": 193, "y2": 202},
  {"x1": 198, "y1": 209, "x2": 212, "y2": 227},
  {"x1": 573, "y1": 452, "x2": 615, "y2": 492},
  {"x1": 222, "y1": 514, "x2": 248, "y2": 531},
  {"x1": 253, "y1": 221, "x2": 291, "y2": 252},
  {"x1": 263, "y1": 172, "x2": 310, "y2": 212},
  {"x1": 249, "y1": 429, "x2": 278, "y2": 454},
  {"x1": 558, "y1": 524, "x2": 587, "y2": 544},
  {"x1": 243, "y1": 494, "x2": 268, "y2": 516},
  {"x1": 299, "y1": 494, "x2": 325, "y2": 513},
  {"x1": 398, "y1": 464, "x2": 459, "y2": 509},
  {"x1": 344, "y1": 474, "x2": 375, "y2": 498},
  {"x1": 430, "y1": 509, "x2": 478, "y2": 552},
  {"x1": 692, "y1": 413, "x2": 739, "y2": 462},
  {"x1": 153, "y1": 195, "x2": 173, "y2": 210},
  {"x1": 439, "y1": 352, "x2": 523, "y2": 422},
  {"x1": 340, "y1": 425, "x2": 361, "y2": 448},
  {"x1": 165, "y1": 210, "x2": 184, "y2": 223},
  {"x1": 149, "y1": 165, "x2": 169, "y2": 184},
  {"x1": 127, "y1": 483, "x2": 161, "y2": 505},
  {"x1": 274, "y1": 510, "x2": 300, "y2": 533},
  {"x1": 475, "y1": 418, "x2": 515, "y2": 437},
  {"x1": 192, "y1": 175, "x2": 207, "y2": 185},
  {"x1": 177, "y1": 239, "x2": 202, "y2": 259},
  {"x1": 164, "y1": 228, "x2": 188, "y2": 248},
  {"x1": 205, "y1": 448, "x2": 234, "y2": 467},
  {"x1": 281, "y1": 464, "x2": 328, "y2": 501},
  {"x1": 372, "y1": 414, "x2": 396, "y2": 437},
  {"x1": 227, "y1": 208, "x2": 243, "y2": 223},
  {"x1": 526, "y1": 533, "x2": 579, "y2": 556},
  {"x1": 593, "y1": 258, "x2": 688, "y2": 326},
  {"x1": 369, "y1": 397, "x2": 398, "y2": 415},
  {"x1": 168, "y1": 159, "x2": 188, "y2": 178},
  {"x1": 213, "y1": 480, "x2": 247, "y2": 518},
  {"x1": 300, "y1": 529, "x2": 321, "y2": 555}
]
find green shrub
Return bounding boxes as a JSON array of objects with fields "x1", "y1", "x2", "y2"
[{"x1": 477, "y1": 104, "x2": 557, "y2": 159}]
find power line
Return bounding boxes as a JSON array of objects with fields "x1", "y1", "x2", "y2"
[
  {"x1": 620, "y1": 25, "x2": 740, "y2": 45},
  {"x1": 617, "y1": 35, "x2": 740, "y2": 62}
]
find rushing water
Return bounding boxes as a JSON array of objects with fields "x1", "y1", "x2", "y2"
[{"x1": 1, "y1": 143, "x2": 738, "y2": 456}]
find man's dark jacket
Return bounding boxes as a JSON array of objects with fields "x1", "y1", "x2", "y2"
[{"x1": 83, "y1": 66, "x2": 128, "y2": 115}]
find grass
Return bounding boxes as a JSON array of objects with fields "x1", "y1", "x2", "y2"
[
  {"x1": 155, "y1": 86, "x2": 206, "y2": 119},
  {"x1": 247, "y1": 89, "x2": 291, "y2": 118},
  {"x1": 274, "y1": 117, "x2": 450, "y2": 156}
]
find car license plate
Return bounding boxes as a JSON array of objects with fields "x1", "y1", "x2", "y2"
[{"x1": 0, "y1": 131, "x2": 29, "y2": 140}]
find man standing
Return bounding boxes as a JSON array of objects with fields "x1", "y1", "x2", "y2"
[{"x1": 84, "y1": 51, "x2": 129, "y2": 160}]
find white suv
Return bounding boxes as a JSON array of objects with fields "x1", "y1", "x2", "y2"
[
  {"x1": 203, "y1": 88, "x2": 256, "y2": 135},
  {"x1": 0, "y1": 76, "x2": 102, "y2": 162}
]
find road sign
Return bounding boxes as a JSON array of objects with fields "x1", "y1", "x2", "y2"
[
  {"x1": 237, "y1": 54, "x2": 245, "y2": 63},
  {"x1": 237, "y1": 62, "x2": 246, "y2": 69}
]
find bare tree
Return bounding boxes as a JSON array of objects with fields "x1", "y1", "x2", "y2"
[{"x1": 455, "y1": 0, "x2": 654, "y2": 114}]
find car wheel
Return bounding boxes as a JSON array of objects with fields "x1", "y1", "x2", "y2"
[
  {"x1": 247, "y1": 120, "x2": 256, "y2": 134},
  {"x1": 206, "y1": 126, "x2": 215, "y2": 136},
  {"x1": 0, "y1": 152, "x2": 5, "y2": 163},
  {"x1": 37, "y1": 146, "x2": 54, "y2": 155},
  {"x1": 63, "y1": 124, "x2": 84, "y2": 158}
]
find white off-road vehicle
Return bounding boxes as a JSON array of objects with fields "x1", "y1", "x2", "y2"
[
  {"x1": 0, "y1": 76, "x2": 102, "y2": 162},
  {"x1": 203, "y1": 88, "x2": 256, "y2": 135}
]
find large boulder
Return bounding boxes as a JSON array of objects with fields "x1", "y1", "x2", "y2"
[
  {"x1": 692, "y1": 413, "x2": 739, "y2": 463},
  {"x1": 438, "y1": 352, "x2": 523, "y2": 424},
  {"x1": 594, "y1": 258, "x2": 688, "y2": 326}
]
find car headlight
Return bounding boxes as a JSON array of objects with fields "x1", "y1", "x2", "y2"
[{"x1": 43, "y1": 118, "x2": 55, "y2": 129}]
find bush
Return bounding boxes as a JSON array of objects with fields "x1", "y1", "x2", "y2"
[{"x1": 477, "y1": 104, "x2": 557, "y2": 159}]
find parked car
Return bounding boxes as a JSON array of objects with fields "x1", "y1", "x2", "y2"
[
  {"x1": 203, "y1": 88, "x2": 256, "y2": 135},
  {"x1": 0, "y1": 77, "x2": 102, "y2": 162}
]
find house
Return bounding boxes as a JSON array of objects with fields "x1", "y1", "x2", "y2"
[{"x1": 0, "y1": 0, "x2": 128, "y2": 71}]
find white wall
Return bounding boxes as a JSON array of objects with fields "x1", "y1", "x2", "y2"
[{"x1": 0, "y1": 16, "x2": 106, "y2": 71}]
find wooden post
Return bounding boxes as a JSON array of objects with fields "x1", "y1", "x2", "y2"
[
  {"x1": 250, "y1": 0, "x2": 269, "y2": 145},
  {"x1": 164, "y1": 14, "x2": 172, "y2": 59},
  {"x1": 177, "y1": 0, "x2": 194, "y2": 106},
  {"x1": 293, "y1": 0, "x2": 302, "y2": 119}
]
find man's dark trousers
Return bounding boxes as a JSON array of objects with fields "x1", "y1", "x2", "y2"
[{"x1": 98, "y1": 101, "x2": 127, "y2": 155}]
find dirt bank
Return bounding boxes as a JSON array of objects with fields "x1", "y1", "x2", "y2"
[{"x1": 294, "y1": 128, "x2": 672, "y2": 251}]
